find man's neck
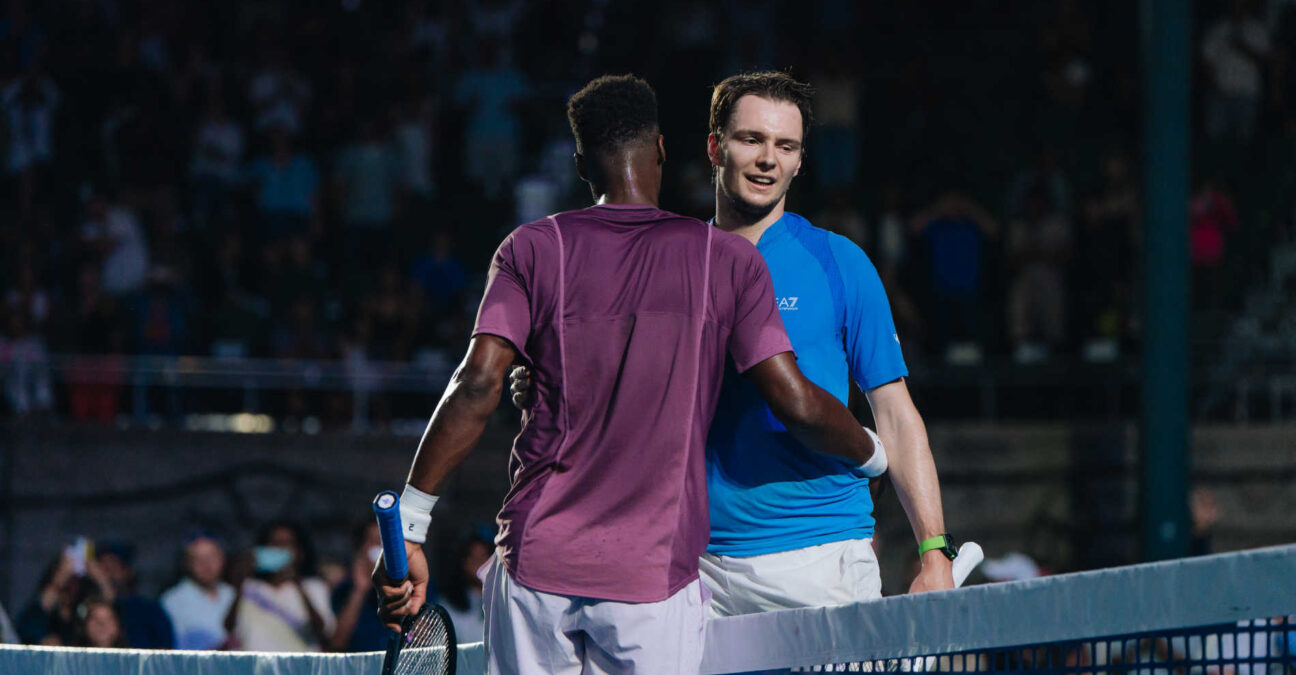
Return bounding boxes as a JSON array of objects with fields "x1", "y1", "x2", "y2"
[
  {"x1": 713, "y1": 193, "x2": 786, "y2": 246},
  {"x1": 592, "y1": 153, "x2": 659, "y2": 207},
  {"x1": 594, "y1": 189, "x2": 657, "y2": 207}
]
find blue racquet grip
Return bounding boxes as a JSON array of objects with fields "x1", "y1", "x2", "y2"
[{"x1": 372, "y1": 491, "x2": 410, "y2": 582}]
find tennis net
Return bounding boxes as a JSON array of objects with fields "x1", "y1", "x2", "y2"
[{"x1": 1, "y1": 545, "x2": 1291, "y2": 674}]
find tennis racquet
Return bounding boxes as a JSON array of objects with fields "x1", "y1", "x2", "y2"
[{"x1": 374, "y1": 491, "x2": 457, "y2": 675}]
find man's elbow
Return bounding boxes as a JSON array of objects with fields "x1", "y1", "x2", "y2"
[
  {"x1": 768, "y1": 385, "x2": 820, "y2": 432},
  {"x1": 454, "y1": 364, "x2": 504, "y2": 403}
]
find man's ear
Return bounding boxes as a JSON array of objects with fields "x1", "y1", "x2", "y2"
[
  {"x1": 574, "y1": 153, "x2": 587, "y2": 182},
  {"x1": 657, "y1": 134, "x2": 665, "y2": 165},
  {"x1": 706, "y1": 133, "x2": 722, "y2": 168}
]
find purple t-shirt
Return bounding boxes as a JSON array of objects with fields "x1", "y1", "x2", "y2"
[{"x1": 473, "y1": 204, "x2": 791, "y2": 603}]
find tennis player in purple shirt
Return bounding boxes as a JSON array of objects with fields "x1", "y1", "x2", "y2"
[{"x1": 375, "y1": 75, "x2": 880, "y2": 674}]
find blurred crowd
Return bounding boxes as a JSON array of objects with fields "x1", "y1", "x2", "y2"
[
  {"x1": 0, "y1": 0, "x2": 1294, "y2": 421},
  {"x1": 0, "y1": 522, "x2": 493, "y2": 652}
]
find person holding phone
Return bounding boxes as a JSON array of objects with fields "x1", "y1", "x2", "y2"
[
  {"x1": 224, "y1": 521, "x2": 334, "y2": 652},
  {"x1": 17, "y1": 546, "x2": 113, "y2": 645}
]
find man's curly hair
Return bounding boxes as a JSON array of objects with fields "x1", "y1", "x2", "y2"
[{"x1": 567, "y1": 75, "x2": 659, "y2": 158}]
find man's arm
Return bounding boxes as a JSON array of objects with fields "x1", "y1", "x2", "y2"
[
  {"x1": 743, "y1": 352, "x2": 877, "y2": 465},
  {"x1": 866, "y1": 378, "x2": 953, "y2": 593},
  {"x1": 405, "y1": 334, "x2": 515, "y2": 491},
  {"x1": 374, "y1": 334, "x2": 516, "y2": 630}
]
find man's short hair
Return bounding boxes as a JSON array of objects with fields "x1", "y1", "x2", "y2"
[
  {"x1": 709, "y1": 71, "x2": 815, "y2": 145},
  {"x1": 567, "y1": 75, "x2": 659, "y2": 158}
]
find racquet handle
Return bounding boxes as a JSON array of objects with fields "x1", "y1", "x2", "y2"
[
  {"x1": 952, "y1": 541, "x2": 983, "y2": 587},
  {"x1": 373, "y1": 491, "x2": 410, "y2": 582}
]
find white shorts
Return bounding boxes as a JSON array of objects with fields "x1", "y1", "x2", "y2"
[
  {"x1": 481, "y1": 554, "x2": 707, "y2": 674},
  {"x1": 699, "y1": 538, "x2": 881, "y2": 617}
]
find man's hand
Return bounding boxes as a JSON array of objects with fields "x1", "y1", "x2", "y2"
[
  {"x1": 908, "y1": 550, "x2": 955, "y2": 594},
  {"x1": 373, "y1": 540, "x2": 430, "y2": 633},
  {"x1": 509, "y1": 365, "x2": 532, "y2": 410}
]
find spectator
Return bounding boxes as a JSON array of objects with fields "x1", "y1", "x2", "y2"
[
  {"x1": 225, "y1": 521, "x2": 335, "y2": 652},
  {"x1": 438, "y1": 530, "x2": 492, "y2": 644},
  {"x1": 264, "y1": 235, "x2": 328, "y2": 320},
  {"x1": 4, "y1": 260, "x2": 49, "y2": 332},
  {"x1": 329, "y1": 521, "x2": 388, "y2": 652},
  {"x1": 72, "y1": 596, "x2": 128, "y2": 649},
  {"x1": 1189, "y1": 177, "x2": 1240, "y2": 310},
  {"x1": 128, "y1": 265, "x2": 193, "y2": 357},
  {"x1": 453, "y1": 40, "x2": 529, "y2": 196},
  {"x1": 247, "y1": 41, "x2": 311, "y2": 136},
  {"x1": 873, "y1": 181, "x2": 923, "y2": 352},
  {"x1": 1006, "y1": 185, "x2": 1072, "y2": 361},
  {"x1": 1189, "y1": 487, "x2": 1221, "y2": 556},
  {"x1": 409, "y1": 230, "x2": 468, "y2": 317},
  {"x1": 0, "y1": 305, "x2": 53, "y2": 415},
  {"x1": 1077, "y1": 151, "x2": 1139, "y2": 345},
  {"x1": 80, "y1": 189, "x2": 149, "y2": 298},
  {"x1": 814, "y1": 190, "x2": 868, "y2": 249},
  {"x1": 392, "y1": 87, "x2": 437, "y2": 203},
  {"x1": 363, "y1": 263, "x2": 418, "y2": 362},
  {"x1": 910, "y1": 186, "x2": 1000, "y2": 361},
  {"x1": 160, "y1": 535, "x2": 235, "y2": 650},
  {"x1": 17, "y1": 547, "x2": 112, "y2": 645},
  {"x1": 1007, "y1": 145, "x2": 1072, "y2": 220},
  {"x1": 808, "y1": 48, "x2": 860, "y2": 191},
  {"x1": 271, "y1": 296, "x2": 332, "y2": 361},
  {"x1": 190, "y1": 95, "x2": 245, "y2": 230},
  {"x1": 94, "y1": 540, "x2": 175, "y2": 649},
  {"x1": 244, "y1": 126, "x2": 321, "y2": 256},
  {"x1": 1, "y1": 67, "x2": 60, "y2": 219},
  {"x1": 333, "y1": 117, "x2": 402, "y2": 265},
  {"x1": 1202, "y1": 0, "x2": 1272, "y2": 143},
  {"x1": 66, "y1": 263, "x2": 126, "y2": 423}
]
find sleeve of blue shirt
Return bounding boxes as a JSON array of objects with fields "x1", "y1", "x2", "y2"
[{"x1": 828, "y1": 234, "x2": 909, "y2": 391}]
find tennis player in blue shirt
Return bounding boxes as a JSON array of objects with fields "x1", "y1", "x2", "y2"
[{"x1": 697, "y1": 71, "x2": 954, "y2": 615}]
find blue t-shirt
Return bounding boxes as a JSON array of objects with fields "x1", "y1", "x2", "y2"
[
  {"x1": 246, "y1": 155, "x2": 320, "y2": 217},
  {"x1": 707, "y1": 212, "x2": 909, "y2": 557}
]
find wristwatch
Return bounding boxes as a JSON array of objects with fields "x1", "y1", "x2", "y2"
[{"x1": 918, "y1": 534, "x2": 958, "y2": 561}]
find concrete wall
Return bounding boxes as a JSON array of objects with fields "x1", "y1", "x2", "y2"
[{"x1": 1, "y1": 421, "x2": 1292, "y2": 608}]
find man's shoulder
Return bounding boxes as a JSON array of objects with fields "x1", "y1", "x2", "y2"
[{"x1": 784, "y1": 212, "x2": 875, "y2": 269}]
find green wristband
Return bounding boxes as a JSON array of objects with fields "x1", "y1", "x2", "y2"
[{"x1": 918, "y1": 534, "x2": 951, "y2": 556}]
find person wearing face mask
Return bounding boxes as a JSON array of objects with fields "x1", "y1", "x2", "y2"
[
  {"x1": 160, "y1": 534, "x2": 235, "y2": 650},
  {"x1": 328, "y1": 520, "x2": 392, "y2": 652},
  {"x1": 224, "y1": 521, "x2": 335, "y2": 652}
]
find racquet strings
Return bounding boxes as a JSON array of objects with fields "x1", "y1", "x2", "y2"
[{"x1": 390, "y1": 604, "x2": 456, "y2": 675}]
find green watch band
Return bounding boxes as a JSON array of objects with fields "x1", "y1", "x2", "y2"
[{"x1": 919, "y1": 534, "x2": 958, "y2": 560}]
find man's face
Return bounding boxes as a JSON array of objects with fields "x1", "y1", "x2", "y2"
[
  {"x1": 186, "y1": 538, "x2": 226, "y2": 587},
  {"x1": 710, "y1": 94, "x2": 804, "y2": 220}
]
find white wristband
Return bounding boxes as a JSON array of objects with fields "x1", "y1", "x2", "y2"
[
  {"x1": 400, "y1": 484, "x2": 439, "y2": 544},
  {"x1": 859, "y1": 427, "x2": 888, "y2": 478}
]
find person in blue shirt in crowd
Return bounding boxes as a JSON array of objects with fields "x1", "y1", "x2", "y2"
[
  {"x1": 697, "y1": 71, "x2": 953, "y2": 615},
  {"x1": 513, "y1": 71, "x2": 952, "y2": 614}
]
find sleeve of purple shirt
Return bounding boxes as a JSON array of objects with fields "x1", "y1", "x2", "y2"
[
  {"x1": 472, "y1": 232, "x2": 532, "y2": 361},
  {"x1": 726, "y1": 242, "x2": 794, "y2": 372}
]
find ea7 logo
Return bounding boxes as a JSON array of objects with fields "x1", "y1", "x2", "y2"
[{"x1": 777, "y1": 297, "x2": 799, "y2": 311}]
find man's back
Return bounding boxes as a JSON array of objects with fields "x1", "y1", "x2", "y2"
[{"x1": 473, "y1": 204, "x2": 790, "y2": 603}]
